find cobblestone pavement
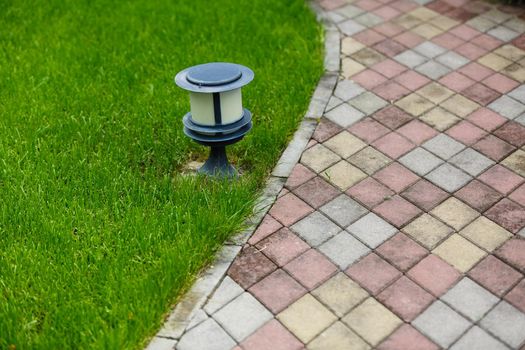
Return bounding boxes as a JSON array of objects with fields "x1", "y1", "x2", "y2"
[{"x1": 172, "y1": 0, "x2": 525, "y2": 349}]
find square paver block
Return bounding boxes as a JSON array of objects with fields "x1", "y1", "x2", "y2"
[
  {"x1": 376, "y1": 232, "x2": 428, "y2": 271},
  {"x1": 430, "y1": 197, "x2": 479, "y2": 231},
  {"x1": 450, "y1": 326, "x2": 508, "y2": 350},
  {"x1": 485, "y1": 198, "x2": 525, "y2": 234},
  {"x1": 348, "y1": 146, "x2": 392, "y2": 175},
  {"x1": 214, "y1": 292, "x2": 273, "y2": 342},
  {"x1": 372, "y1": 132, "x2": 416, "y2": 159},
  {"x1": 373, "y1": 162, "x2": 420, "y2": 192},
  {"x1": 324, "y1": 131, "x2": 367, "y2": 158},
  {"x1": 442, "y1": 277, "x2": 499, "y2": 321},
  {"x1": 473, "y1": 134, "x2": 516, "y2": 162},
  {"x1": 402, "y1": 213, "x2": 453, "y2": 249},
  {"x1": 448, "y1": 148, "x2": 494, "y2": 176},
  {"x1": 255, "y1": 228, "x2": 310, "y2": 267},
  {"x1": 396, "y1": 93, "x2": 435, "y2": 117},
  {"x1": 308, "y1": 321, "x2": 370, "y2": 350},
  {"x1": 291, "y1": 211, "x2": 341, "y2": 247},
  {"x1": 496, "y1": 238, "x2": 525, "y2": 272},
  {"x1": 269, "y1": 193, "x2": 314, "y2": 227},
  {"x1": 417, "y1": 82, "x2": 454, "y2": 104},
  {"x1": 334, "y1": 79, "x2": 366, "y2": 101},
  {"x1": 293, "y1": 177, "x2": 340, "y2": 209},
  {"x1": 284, "y1": 249, "x2": 338, "y2": 290},
  {"x1": 435, "y1": 51, "x2": 470, "y2": 69},
  {"x1": 501, "y1": 149, "x2": 525, "y2": 177},
  {"x1": 506, "y1": 279, "x2": 525, "y2": 313},
  {"x1": 204, "y1": 276, "x2": 244, "y2": 315},
  {"x1": 373, "y1": 195, "x2": 422, "y2": 228},
  {"x1": 177, "y1": 318, "x2": 236, "y2": 350},
  {"x1": 494, "y1": 121, "x2": 525, "y2": 147},
  {"x1": 488, "y1": 95, "x2": 525, "y2": 119},
  {"x1": 396, "y1": 119, "x2": 438, "y2": 144},
  {"x1": 249, "y1": 215, "x2": 283, "y2": 245},
  {"x1": 319, "y1": 232, "x2": 370, "y2": 269},
  {"x1": 373, "y1": 105, "x2": 413, "y2": 129},
  {"x1": 422, "y1": 134, "x2": 465, "y2": 160},
  {"x1": 459, "y1": 216, "x2": 512, "y2": 252},
  {"x1": 413, "y1": 41, "x2": 447, "y2": 58},
  {"x1": 349, "y1": 91, "x2": 388, "y2": 115},
  {"x1": 480, "y1": 301, "x2": 525, "y2": 348},
  {"x1": 312, "y1": 272, "x2": 368, "y2": 317},
  {"x1": 377, "y1": 324, "x2": 439, "y2": 350},
  {"x1": 320, "y1": 194, "x2": 368, "y2": 227},
  {"x1": 399, "y1": 148, "x2": 444, "y2": 176},
  {"x1": 415, "y1": 60, "x2": 451, "y2": 80},
  {"x1": 347, "y1": 212, "x2": 398, "y2": 248},
  {"x1": 277, "y1": 294, "x2": 337, "y2": 343},
  {"x1": 440, "y1": 94, "x2": 480, "y2": 118},
  {"x1": 425, "y1": 163, "x2": 472, "y2": 192},
  {"x1": 378, "y1": 276, "x2": 435, "y2": 321},
  {"x1": 325, "y1": 103, "x2": 366, "y2": 128},
  {"x1": 401, "y1": 179, "x2": 449, "y2": 211},
  {"x1": 420, "y1": 107, "x2": 461, "y2": 131},
  {"x1": 446, "y1": 121, "x2": 488, "y2": 145},
  {"x1": 346, "y1": 177, "x2": 395, "y2": 209},
  {"x1": 478, "y1": 164, "x2": 524, "y2": 194},
  {"x1": 346, "y1": 252, "x2": 402, "y2": 294},
  {"x1": 348, "y1": 118, "x2": 389, "y2": 143},
  {"x1": 239, "y1": 319, "x2": 303, "y2": 350},
  {"x1": 454, "y1": 180, "x2": 502, "y2": 212},
  {"x1": 413, "y1": 300, "x2": 471, "y2": 348},
  {"x1": 433, "y1": 234, "x2": 486, "y2": 272},
  {"x1": 510, "y1": 183, "x2": 525, "y2": 207},
  {"x1": 342, "y1": 297, "x2": 403, "y2": 346},
  {"x1": 394, "y1": 50, "x2": 428, "y2": 68},
  {"x1": 228, "y1": 246, "x2": 277, "y2": 289},
  {"x1": 286, "y1": 164, "x2": 316, "y2": 190},
  {"x1": 321, "y1": 160, "x2": 367, "y2": 190},
  {"x1": 467, "y1": 108, "x2": 507, "y2": 132},
  {"x1": 301, "y1": 144, "x2": 341, "y2": 173},
  {"x1": 408, "y1": 254, "x2": 461, "y2": 297},
  {"x1": 468, "y1": 255, "x2": 523, "y2": 297}
]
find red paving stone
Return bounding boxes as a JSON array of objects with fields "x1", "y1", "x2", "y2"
[
  {"x1": 439, "y1": 72, "x2": 476, "y2": 92},
  {"x1": 505, "y1": 279, "x2": 525, "y2": 313},
  {"x1": 373, "y1": 81, "x2": 411, "y2": 101},
  {"x1": 249, "y1": 215, "x2": 283, "y2": 245},
  {"x1": 396, "y1": 120, "x2": 438, "y2": 144},
  {"x1": 312, "y1": 119, "x2": 343, "y2": 143},
  {"x1": 293, "y1": 176, "x2": 340, "y2": 209},
  {"x1": 373, "y1": 105, "x2": 413, "y2": 129},
  {"x1": 376, "y1": 233, "x2": 428, "y2": 271},
  {"x1": 494, "y1": 121, "x2": 525, "y2": 147},
  {"x1": 377, "y1": 324, "x2": 439, "y2": 350},
  {"x1": 373, "y1": 162, "x2": 420, "y2": 192},
  {"x1": 468, "y1": 255, "x2": 523, "y2": 297},
  {"x1": 346, "y1": 253, "x2": 402, "y2": 294},
  {"x1": 268, "y1": 193, "x2": 313, "y2": 226},
  {"x1": 461, "y1": 83, "x2": 500, "y2": 106},
  {"x1": 454, "y1": 180, "x2": 503, "y2": 212},
  {"x1": 472, "y1": 134, "x2": 516, "y2": 161},
  {"x1": 372, "y1": 132, "x2": 416, "y2": 159},
  {"x1": 228, "y1": 246, "x2": 278, "y2": 289},
  {"x1": 401, "y1": 179, "x2": 449, "y2": 211},
  {"x1": 467, "y1": 107, "x2": 507, "y2": 132},
  {"x1": 497, "y1": 239, "x2": 525, "y2": 272},
  {"x1": 446, "y1": 120, "x2": 487, "y2": 145},
  {"x1": 352, "y1": 69, "x2": 388, "y2": 90},
  {"x1": 509, "y1": 183, "x2": 525, "y2": 207},
  {"x1": 478, "y1": 165, "x2": 524, "y2": 195},
  {"x1": 407, "y1": 254, "x2": 461, "y2": 297},
  {"x1": 239, "y1": 319, "x2": 303, "y2": 350},
  {"x1": 255, "y1": 228, "x2": 310, "y2": 266},
  {"x1": 395, "y1": 70, "x2": 430, "y2": 90},
  {"x1": 373, "y1": 195, "x2": 422, "y2": 227},
  {"x1": 283, "y1": 249, "x2": 338, "y2": 290},
  {"x1": 482, "y1": 73, "x2": 520, "y2": 94},
  {"x1": 347, "y1": 177, "x2": 395, "y2": 208},
  {"x1": 371, "y1": 58, "x2": 408, "y2": 78},
  {"x1": 348, "y1": 117, "x2": 390, "y2": 143},
  {"x1": 485, "y1": 198, "x2": 525, "y2": 233}
]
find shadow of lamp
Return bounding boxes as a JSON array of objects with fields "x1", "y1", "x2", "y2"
[{"x1": 175, "y1": 62, "x2": 254, "y2": 177}]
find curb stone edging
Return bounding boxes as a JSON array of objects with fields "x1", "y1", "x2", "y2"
[{"x1": 145, "y1": 3, "x2": 339, "y2": 348}]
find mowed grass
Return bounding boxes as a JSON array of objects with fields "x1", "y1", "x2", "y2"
[{"x1": 0, "y1": 1, "x2": 323, "y2": 349}]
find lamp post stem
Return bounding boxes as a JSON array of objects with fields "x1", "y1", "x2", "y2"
[{"x1": 198, "y1": 146, "x2": 237, "y2": 177}]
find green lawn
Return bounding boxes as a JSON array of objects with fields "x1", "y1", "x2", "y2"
[{"x1": 0, "y1": 1, "x2": 323, "y2": 349}]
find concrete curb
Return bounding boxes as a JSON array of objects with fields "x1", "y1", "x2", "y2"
[{"x1": 145, "y1": 3, "x2": 338, "y2": 348}]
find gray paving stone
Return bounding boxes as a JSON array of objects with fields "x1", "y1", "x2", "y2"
[
  {"x1": 347, "y1": 213, "x2": 398, "y2": 248},
  {"x1": 338, "y1": 19, "x2": 366, "y2": 36},
  {"x1": 146, "y1": 337, "x2": 177, "y2": 350},
  {"x1": 481, "y1": 9, "x2": 513, "y2": 24},
  {"x1": 450, "y1": 326, "x2": 508, "y2": 350},
  {"x1": 488, "y1": 95, "x2": 525, "y2": 119},
  {"x1": 448, "y1": 148, "x2": 495, "y2": 176},
  {"x1": 422, "y1": 134, "x2": 466, "y2": 160},
  {"x1": 442, "y1": 278, "x2": 499, "y2": 322},
  {"x1": 488, "y1": 25, "x2": 520, "y2": 41},
  {"x1": 204, "y1": 276, "x2": 244, "y2": 315},
  {"x1": 177, "y1": 318, "x2": 236, "y2": 350},
  {"x1": 413, "y1": 300, "x2": 472, "y2": 348},
  {"x1": 354, "y1": 12, "x2": 383, "y2": 27},
  {"x1": 413, "y1": 41, "x2": 447, "y2": 58},
  {"x1": 435, "y1": 52, "x2": 470, "y2": 70},
  {"x1": 348, "y1": 91, "x2": 388, "y2": 115},
  {"x1": 515, "y1": 114, "x2": 525, "y2": 126},
  {"x1": 399, "y1": 147, "x2": 444, "y2": 176},
  {"x1": 394, "y1": 50, "x2": 428, "y2": 68},
  {"x1": 480, "y1": 301, "x2": 525, "y2": 348},
  {"x1": 508, "y1": 85, "x2": 525, "y2": 104},
  {"x1": 213, "y1": 292, "x2": 273, "y2": 342},
  {"x1": 504, "y1": 18, "x2": 525, "y2": 34},
  {"x1": 320, "y1": 194, "x2": 368, "y2": 227},
  {"x1": 324, "y1": 11, "x2": 347, "y2": 24},
  {"x1": 334, "y1": 80, "x2": 366, "y2": 101},
  {"x1": 336, "y1": 4, "x2": 364, "y2": 19},
  {"x1": 326, "y1": 96, "x2": 344, "y2": 112},
  {"x1": 186, "y1": 310, "x2": 208, "y2": 331},
  {"x1": 425, "y1": 163, "x2": 472, "y2": 192},
  {"x1": 318, "y1": 231, "x2": 371, "y2": 269},
  {"x1": 415, "y1": 60, "x2": 451, "y2": 80},
  {"x1": 291, "y1": 211, "x2": 342, "y2": 246},
  {"x1": 467, "y1": 16, "x2": 497, "y2": 32},
  {"x1": 325, "y1": 103, "x2": 365, "y2": 128}
]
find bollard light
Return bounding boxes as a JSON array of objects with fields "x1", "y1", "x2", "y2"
[{"x1": 175, "y1": 62, "x2": 254, "y2": 177}]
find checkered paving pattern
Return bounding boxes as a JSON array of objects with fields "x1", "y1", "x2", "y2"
[{"x1": 176, "y1": 0, "x2": 525, "y2": 349}]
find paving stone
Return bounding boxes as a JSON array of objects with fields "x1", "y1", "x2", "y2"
[
  {"x1": 239, "y1": 319, "x2": 303, "y2": 350},
  {"x1": 354, "y1": 28, "x2": 387, "y2": 46},
  {"x1": 396, "y1": 119, "x2": 438, "y2": 144},
  {"x1": 460, "y1": 216, "x2": 512, "y2": 252},
  {"x1": 454, "y1": 180, "x2": 502, "y2": 212},
  {"x1": 291, "y1": 211, "x2": 341, "y2": 247},
  {"x1": 313, "y1": 119, "x2": 343, "y2": 143},
  {"x1": 284, "y1": 249, "x2": 338, "y2": 290},
  {"x1": 425, "y1": 163, "x2": 472, "y2": 192},
  {"x1": 467, "y1": 107, "x2": 507, "y2": 132},
  {"x1": 348, "y1": 146, "x2": 392, "y2": 175},
  {"x1": 355, "y1": 12, "x2": 383, "y2": 27},
  {"x1": 501, "y1": 149, "x2": 525, "y2": 177},
  {"x1": 496, "y1": 238, "x2": 525, "y2": 272},
  {"x1": 249, "y1": 215, "x2": 283, "y2": 245},
  {"x1": 342, "y1": 297, "x2": 403, "y2": 346},
  {"x1": 488, "y1": 25, "x2": 520, "y2": 42},
  {"x1": 377, "y1": 324, "x2": 439, "y2": 350},
  {"x1": 478, "y1": 52, "x2": 513, "y2": 71},
  {"x1": 422, "y1": 134, "x2": 465, "y2": 160},
  {"x1": 420, "y1": 106, "x2": 461, "y2": 131},
  {"x1": 450, "y1": 325, "x2": 508, "y2": 350},
  {"x1": 228, "y1": 246, "x2": 277, "y2": 289},
  {"x1": 472, "y1": 134, "x2": 516, "y2": 161},
  {"x1": 293, "y1": 177, "x2": 340, "y2": 209},
  {"x1": 373, "y1": 195, "x2": 422, "y2": 228},
  {"x1": 204, "y1": 276, "x2": 244, "y2": 315},
  {"x1": 482, "y1": 72, "x2": 519, "y2": 94},
  {"x1": 433, "y1": 234, "x2": 486, "y2": 272},
  {"x1": 346, "y1": 252, "x2": 402, "y2": 294},
  {"x1": 325, "y1": 95, "x2": 344, "y2": 112},
  {"x1": 508, "y1": 83, "x2": 525, "y2": 103},
  {"x1": 510, "y1": 183, "x2": 525, "y2": 206},
  {"x1": 468, "y1": 255, "x2": 523, "y2": 297},
  {"x1": 489, "y1": 95, "x2": 525, "y2": 119},
  {"x1": 346, "y1": 177, "x2": 394, "y2": 208},
  {"x1": 325, "y1": 103, "x2": 366, "y2": 128},
  {"x1": 378, "y1": 276, "x2": 434, "y2": 321},
  {"x1": 349, "y1": 91, "x2": 389, "y2": 115},
  {"x1": 479, "y1": 164, "x2": 524, "y2": 194},
  {"x1": 373, "y1": 162, "x2": 419, "y2": 193},
  {"x1": 416, "y1": 60, "x2": 451, "y2": 79},
  {"x1": 319, "y1": 231, "x2": 370, "y2": 269},
  {"x1": 308, "y1": 321, "x2": 370, "y2": 350},
  {"x1": 338, "y1": 4, "x2": 365, "y2": 19},
  {"x1": 348, "y1": 118, "x2": 390, "y2": 143},
  {"x1": 408, "y1": 254, "x2": 461, "y2": 297},
  {"x1": 177, "y1": 318, "x2": 236, "y2": 350},
  {"x1": 494, "y1": 121, "x2": 525, "y2": 147},
  {"x1": 334, "y1": 80, "x2": 366, "y2": 101},
  {"x1": 324, "y1": 131, "x2": 366, "y2": 158},
  {"x1": 347, "y1": 212, "x2": 398, "y2": 248},
  {"x1": 301, "y1": 144, "x2": 340, "y2": 173},
  {"x1": 398, "y1": 147, "x2": 443, "y2": 176},
  {"x1": 214, "y1": 292, "x2": 273, "y2": 342},
  {"x1": 394, "y1": 50, "x2": 428, "y2": 68},
  {"x1": 416, "y1": 82, "x2": 454, "y2": 104},
  {"x1": 338, "y1": 19, "x2": 367, "y2": 36},
  {"x1": 413, "y1": 41, "x2": 447, "y2": 58},
  {"x1": 312, "y1": 272, "x2": 368, "y2": 317},
  {"x1": 353, "y1": 69, "x2": 388, "y2": 89},
  {"x1": 412, "y1": 300, "x2": 471, "y2": 348},
  {"x1": 448, "y1": 148, "x2": 494, "y2": 176},
  {"x1": 277, "y1": 294, "x2": 337, "y2": 344},
  {"x1": 440, "y1": 94, "x2": 480, "y2": 118},
  {"x1": 376, "y1": 232, "x2": 428, "y2": 271},
  {"x1": 480, "y1": 301, "x2": 525, "y2": 348},
  {"x1": 319, "y1": 194, "x2": 368, "y2": 228},
  {"x1": 485, "y1": 198, "x2": 525, "y2": 234},
  {"x1": 321, "y1": 160, "x2": 367, "y2": 191},
  {"x1": 255, "y1": 228, "x2": 310, "y2": 267},
  {"x1": 439, "y1": 71, "x2": 475, "y2": 92},
  {"x1": 435, "y1": 51, "x2": 470, "y2": 69},
  {"x1": 285, "y1": 164, "x2": 316, "y2": 190},
  {"x1": 401, "y1": 179, "x2": 449, "y2": 211},
  {"x1": 373, "y1": 132, "x2": 417, "y2": 159},
  {"x1": 402, "y1": 213, "x2": 452, "y2": 249},
  {"x1": 371, "y1": 58, "x2": 408, "y2": 78},
  {"x1": 505, "y1": 279, "x2": 525, "y2": 313},
  {"x1": 463, "y1": 83, "x2": 502, "y2": 106},
  {"x1": 395, "y1": 69, "x2": 431, "y2": 91},
  {"x1": 373, "y1": 105, "x2": 413, "y2": 129}
]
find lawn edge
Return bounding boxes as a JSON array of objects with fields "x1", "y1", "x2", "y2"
[{"x1": 145, "y1": 2, "x2": 339, "y2": 348}]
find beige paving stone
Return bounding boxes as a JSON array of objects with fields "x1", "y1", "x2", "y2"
[
  {"x1": 307, "y1": 321, "x2": 370, "y2": 350},
  {"x1": 429, "y1": 16, "x2": 460, "y2": 31},
  {"x1": 351, "y1": 48, "x2": 385, "y2": 67},
  {"x1": 396, "y1": 94, "x2": 435, "y2": 117},
  {"x1": 440, "y1": 95, "x2": 480, "y2": 118},
  {"x1": 395, "y1": 14, "x2": 423, "y2": 29},
  {"x1": 433, "y1": 234, "x2": 486, "y2": 272},
  {"x1": 481, "y1": 8, "x2": 512, "y2": 23},
  {"x1": 277, "y1": 294, "x2": 338, "y2": 343},
  {"x1": 312, "y1": 272, "x2": 369, "y2": 317},
  {"x1": 342, "y1": 37, "x2": 365, "y2": 56},
  {"x1": 321, "y1": 160, "x2": 367, "y2": 190},
  {"x1": 430, "y1": 198, "x2": 479, "y2": 231},
  {"x1": 324, "y1": 131, "x2": 367, "y2": 159},
  {"x1": 402, "y1": 213, "x2": 453, "y2": 249},
  {"x1": 420, "y1": 107, "x2": 461, "y2": 131},
  {"x1": 412, "y1": 23, "x2": 443, "y2": 39},
  {"x1": 342, "y1": 297, "x2": 402, "y2": 346},
  {"x1": 502, "y1": 63, "x2": 525, "y2": 83},
  {"x1": 501, "y1": 149, "x2": 525, "y2": 177},
  {"x1": 348, "y1": 146, "x2": 391, "y2": 175},
  {"x1": 417, "y1": 82, "x2": 454, "y2": 104},
  {"x1": 409, "y1": 7, "x2": 439, "y2": 21},
  {"x1": 460, "y1": 216, "x2": 512, "y2": 252},
  {"x1": 301, "y1": 144, "x2": 341, "y2": 173},
  {"x1": 478, "y1": 53, "x2": 513, "y2": 72},
  {"x1": 493, "y1": 45, "x2": 525, "y2": 62},
  {"x1": 342, "y1": 58, "x2": 366, "y2": 78}
]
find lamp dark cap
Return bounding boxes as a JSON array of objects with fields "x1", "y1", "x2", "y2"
[{"x1": 175, "y1": 62, "x2": 254, "y2": 93}]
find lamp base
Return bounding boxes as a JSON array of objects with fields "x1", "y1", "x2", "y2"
[{"x1": 198, "y1": 146, "x2": 237, "y2": 178}]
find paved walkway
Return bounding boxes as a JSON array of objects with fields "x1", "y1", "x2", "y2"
[{"x1": 173, "y1": 0, "x2": 525, "y2": 349}]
